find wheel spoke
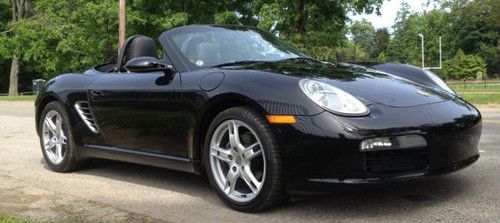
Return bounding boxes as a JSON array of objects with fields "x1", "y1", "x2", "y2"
[
  {"x1": 210, "y1": 146, "x2": 232, "y2": 163},
  {"x1": 228, "y1": 121, "x2": 244, "y2": 151},
  {"x1": 55, "y1": 144, "x2": 63, "y2": 161},
  {"x1": 241, "y1": 167, "x2": 261, "y2": 193},
  {"x1": 224, "y1": 168, "x2": 239, "y2": 194},
  {"x1": 44, "y1": 138, "x2": 56, "y2": 150},
  {"x1": 60, "y1": 133, "x2": 67, "y2": 144},
  {"x1": 243, "y1": 142, "x2": 262, "y2": 160},
  {"x1": 55, "y1": 115, "x2": 62, "y2": 132},
  {"x1": 44, "y1": 117, "x2": 57, "y2": 134}
]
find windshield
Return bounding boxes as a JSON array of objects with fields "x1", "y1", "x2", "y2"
[{"x1": 168, "y1": 26, "x2": 307, "y2": 70}]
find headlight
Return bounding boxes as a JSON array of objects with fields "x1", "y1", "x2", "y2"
[
  {"x1": 422, "y1": 69, "x2": 456, "y2": 95},
  {"x1": 299, "y1": 79, "x2": 369, "y2": 116}
]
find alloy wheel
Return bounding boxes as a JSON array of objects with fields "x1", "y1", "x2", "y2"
[
  {"x1": 42, "y1": 110, "x2": 68, "y2": 165},
  {"x1": 209, "y1": 119, "x2": 266, "y2": 203}
]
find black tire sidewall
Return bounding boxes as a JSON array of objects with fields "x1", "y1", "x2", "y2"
[
  {"x1": 203, "y1": 107, "x2": 283, "y2": 211},
  {"x1": 38, "y1": 101, "x2": 78, "y2": 172}
]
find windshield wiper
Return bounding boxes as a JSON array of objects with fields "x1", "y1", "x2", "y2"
[
  {"x1": 276, "y1": 57, "x2": 318, "y2": 63},
  {"x1": 210, "y1": 60, "x2": 266, "y2": 68},
  {"x1": 210, "y1": 57, "x2": 317, "y2": 68}
]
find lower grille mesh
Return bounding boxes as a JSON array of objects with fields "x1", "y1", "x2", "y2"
[{"x1": 362, "y1": 148, "x2": 428, "y2": 174}]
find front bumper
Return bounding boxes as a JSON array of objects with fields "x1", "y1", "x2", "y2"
[{"x1": 271, "y1": 99, "x2": 482, "y2": 190}]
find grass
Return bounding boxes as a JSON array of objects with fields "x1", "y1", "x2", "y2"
[
  {"x1": 456, "y1": 93, "x2": 500, "y2": 105},
  {"x1": 0, "y1": 95, "x2": 37, "y2": 101},
  {"x1": 449, "y1": 82, "x2": 500, "y2": 105},
  {"x1": 0, "y1": 214, "x2": 35, "y2": 223},
  {"x1": 449, "y1": 82, "x2": 500, "y2": 92}
]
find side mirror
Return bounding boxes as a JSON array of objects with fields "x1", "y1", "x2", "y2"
[{"x1": 124, "y1": 56, "x2": 175, "y2": 73}]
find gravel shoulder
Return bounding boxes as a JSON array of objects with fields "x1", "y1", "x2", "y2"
[{"x1": 0, "y1": 173, "x2": 161, "y2": 223}]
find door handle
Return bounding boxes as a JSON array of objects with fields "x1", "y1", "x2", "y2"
[{"x1": 90, "y1": 90, "x2": 105, "y2": 101}]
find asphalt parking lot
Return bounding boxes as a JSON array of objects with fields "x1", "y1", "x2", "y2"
[{"x1": 0, "y1": 101, "x2": 499, "y2": 222}]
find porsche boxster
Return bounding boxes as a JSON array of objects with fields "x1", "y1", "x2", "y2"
[{"x1": 35, "y1": 25, "x2": 482, "y2": 212}]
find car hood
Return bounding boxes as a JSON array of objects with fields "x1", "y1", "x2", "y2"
[{"x1": 230, "y1": 60, "x2": 454, "y2": 108}]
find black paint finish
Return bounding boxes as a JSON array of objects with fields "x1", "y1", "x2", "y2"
[{"x1": 35, "y1": 25, "x2": 481, "y2": 191}]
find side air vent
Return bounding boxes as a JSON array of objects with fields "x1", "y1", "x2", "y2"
[{"x1": 74, "y1": 101, "x2": 99, "y2": 133}]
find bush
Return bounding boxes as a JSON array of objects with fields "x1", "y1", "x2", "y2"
[{"x1": 444, "y1": 49, "x2": 487, "y2": 80}]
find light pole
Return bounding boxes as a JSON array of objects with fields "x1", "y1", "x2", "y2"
[
  {"x1": 418, "y1": 33, "x2": 424, "y2": 68},
  {"x1": 119, "y1": 0, "x2": 126, "y2": 53}
]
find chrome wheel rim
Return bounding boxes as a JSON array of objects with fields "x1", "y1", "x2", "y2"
[
  {"x1": 42, "y1": 110, "x2": 67, "y2": 165},
  {"x1": 209, "y1": 119, "x2": 266, "y2": 203}
]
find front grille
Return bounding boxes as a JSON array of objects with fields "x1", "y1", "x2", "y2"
[
  {"x1": 362, "y1": 148, "x2": 428, "y2": 174},
  {"x1": 74, "y1": 101, "x2": 99, "y2": 133}
]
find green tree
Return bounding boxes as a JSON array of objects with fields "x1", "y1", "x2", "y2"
[
  {"x1": 255, "y1": 0, "x2": 384, "y2": 60},
  {"x1": 335, "y1": 40, "x2": 370, "y2": 63},
  {"x1": 395, "y1": 0, "x2": 500, "y2": 77},
  {"x1": 0, "y1": 0, "x2": 11, "y2": 92},
  {"x1": 0, "y1": 0, "x2": 10, "y2": 30},
  {"x1": 374, "y1": 28, "x2": 390, "y2": 59},
  {"x1": 2, "y1": 0, "x2": 119, "y2": 77},
  {"x1": 442, "y1": 0, "x2": 499, "y2": 77},
  {"x1": 444, "y1": 49, "x2": 487, "y2": 80},
  {"x1": 4, "y1": 0, "x2": 33, "y2": 96},
  {"x1": 350, "y1": 19, "x2": 376, "y2": 58},
  {"x1": 388, "y1": 2, "x2": 419, "y2": 64},
  {"x1": 388, "y1": 4, "x2": 452, "y2": 70}
]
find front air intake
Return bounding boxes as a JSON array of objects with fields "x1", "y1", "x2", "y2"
[
  {"x1": 361, "y1": 148, "x2": 429, "y2": 174},
  {"x1": 74, "y1": 101, "x2": 99, "y2": 133}
]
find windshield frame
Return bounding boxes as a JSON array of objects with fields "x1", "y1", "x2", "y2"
[{"x1": 159, "y1": 25, "x2": 308, "y2": 72}]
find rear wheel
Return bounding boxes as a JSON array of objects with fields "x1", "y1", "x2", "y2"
[
  {"x1": 204, "y1": 107, "x2": 285, "y2": 212},
  {"x1": 39, "y1": 101, "x2": 80, "y2": 172}
]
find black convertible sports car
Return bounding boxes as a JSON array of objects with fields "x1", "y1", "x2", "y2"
[{"x1": 35, "y1": 25, "x2": 481, "y2": 212}]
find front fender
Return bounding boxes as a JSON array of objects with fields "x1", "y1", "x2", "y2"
[
  {"x1": 212, "y1": 69, "x2": 324, "y2": 116},
  {"x1": 35, "y1": 72, "x2": 96, "y2": 139}
]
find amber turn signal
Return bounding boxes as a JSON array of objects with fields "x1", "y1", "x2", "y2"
[{"x1": 266, "y1": 115, "x2": 296, "y2": 124}]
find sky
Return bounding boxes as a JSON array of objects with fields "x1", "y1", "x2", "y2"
[{"x1": 350, "y1": 0, "x2": 437, "y2": 30}]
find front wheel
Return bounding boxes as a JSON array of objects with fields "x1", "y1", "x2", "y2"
[
  {"x1": 38, "y1": 101, "x2": 81, "y2": 172},
  {"x1": 204, "y1": 107, "x2": 285, "y2": 212}
]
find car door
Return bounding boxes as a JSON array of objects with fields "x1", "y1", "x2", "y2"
[{"x1": 88, "y1": 70, "x2": 189, "y2": 158}]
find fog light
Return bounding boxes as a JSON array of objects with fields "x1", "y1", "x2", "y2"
[
  {"x1": 360, "y1": 135, "x2": 427, "y2": 152},
  {"x1": 360, "y1": 137, "x2": 392, "y2": 151}
]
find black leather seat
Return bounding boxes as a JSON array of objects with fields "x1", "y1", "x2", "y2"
[{"x1": 117, "y1": 35, "x2": 157, "y2": 71}]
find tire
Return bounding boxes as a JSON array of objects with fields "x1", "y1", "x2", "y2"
[
  {"x1": 204, "y1": 106, "x2": 285, "y2": 212},
  {"x1": 38, "y1": 101, "x2": 80, "y2": 172}
]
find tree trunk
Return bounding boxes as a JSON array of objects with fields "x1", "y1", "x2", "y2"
[
  {"x1": 353, "y1": 44, "x2": 357, "y2": 63},
  {"x1": 8, "y1": 0, "x2": 32, "y2": 95},
  {"x1": 8, "y1": 55, "x2": 20, "y2": 96},
  {"x1": 296, "y1": 0, "x2": 307, "y2": 35}
]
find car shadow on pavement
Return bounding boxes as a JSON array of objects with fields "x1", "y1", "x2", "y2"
[
  {"x1": 275, "y1": 175, "x2": 472, "y2": 217},
  {"x1": 60, "y1": 158, "x2": 474, "y2": 217}
]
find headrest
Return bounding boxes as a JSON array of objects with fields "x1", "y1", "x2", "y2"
[
  {"x1": 117, "y1": 35, "x2": 158, "y2": 71},
  {"x1": 127, "y1": 36, "x2": 157, "y2": 59}
]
